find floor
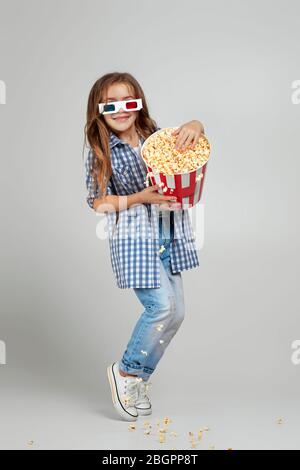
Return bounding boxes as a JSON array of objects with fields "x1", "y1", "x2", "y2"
[{"x1": 0, "y1": 365, "x2": 298, "y2": 450}]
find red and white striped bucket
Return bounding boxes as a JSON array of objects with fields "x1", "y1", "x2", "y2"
[{"x1": 141, "y1": 127, "x2": 210, "y2": 208}]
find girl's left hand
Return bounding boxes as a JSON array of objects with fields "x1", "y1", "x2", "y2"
[
  {"x1": 172, "y1": 120, "x2": 205, "y2": 151},
  {"x1": 159, "y1": 201, "x2": 182, "y2": 211}
]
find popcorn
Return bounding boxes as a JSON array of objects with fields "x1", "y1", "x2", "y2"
[
  {"x1": 141, "y1": 350, "x2": 148, "y2": 356},
  {"x1": 156, "y1": 324, "x2": 164, "y2": 331},
  {"x1": 142, "y1": 128, "x2": 210, "y2": 175},
  {"x1": 121, "y1": 394, "x2": 131, "y2": 406},
  {"x1": 188, "y1": 431, "x2": 198, "y2": 449},
  {"x1": 159, "y1": 339, "x2": 164, "y2": 344},
  {"x1": 128, "y1": 424, "x2": 136, "y2": 431},
  {"x1": 158, "y1": 426, "x2": 167, "y2": 444},
  {"x1": 141, "y1": 127, "x2": 210, "y2": 209},
  {"x1": 196, "y1": 173, "x2": 204, "y2": 182}
]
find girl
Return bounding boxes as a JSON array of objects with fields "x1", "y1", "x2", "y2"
[{"x1": 84, "y1": 72, "x2": 205, "y2": 421}]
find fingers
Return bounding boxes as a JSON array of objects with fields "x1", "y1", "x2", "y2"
[
  {"x1": 181, "y1": 133, "x2": 194, "y2": 151},
  {"x1": 171, "y1": 127, "x2": 181, "y2": 136},
  {"x1": 169, "y1": 202, "x2": 182, "y2": 210},
  {"x1": 160, "y1": 194, "x2": 177, "y2": 202},
  {"x1": 159, "y1": 202, "x2": 172, "y2": 210},
  {"x1": 148, "y1": 184, "x2": 160, "y2": 191},
  {"x1": 159, "y1": 202, "x2": 182, "y2": 211},
  {"x1": 149, "y1": 186, "x2": 177, "y2": 201},
  {"x1": 193, "y1": 131, "x2": 204, "y2": 146},
  {"x1": 192, "y1": 134, "x2": 199, "y2": 146},
  {"x1": 175, "y1": 129, "x2": 204, "y2": 151},
  {"x1": 174, "y1": 129, "x2": 188, "y2": 150},
  {"x1": 147, "y1": 184, "x2": 179, "y2": 205},
  {"x1": 179, "y1": 131, "x2": 201, "y2": 151}
]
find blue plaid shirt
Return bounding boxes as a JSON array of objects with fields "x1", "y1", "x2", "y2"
[{"x1": 85, "y1": 127, "x2": 200, "y2": 289}]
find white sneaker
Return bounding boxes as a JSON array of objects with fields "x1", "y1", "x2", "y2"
[
  {"x1": 107, "y1": 361, "x2": 139, "y2": 421},
  {"x1": 135, "y1": 380, "x2": 152, "y2": 416}
]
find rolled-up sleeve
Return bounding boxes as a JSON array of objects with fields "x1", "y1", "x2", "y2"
[{"x1": 84, "y1": 148, "x2": 114, "y2": 210}]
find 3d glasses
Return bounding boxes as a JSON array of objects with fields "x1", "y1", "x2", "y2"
[{"x1": 98, "y1": 98, "x2": 143, "y2": 114}]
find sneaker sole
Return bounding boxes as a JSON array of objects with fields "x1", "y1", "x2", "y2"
[
  {"x1": 136, "y1": 406, "x2": 152, "y2": 416},
  {"x1": 107, "y1": 363, "x2": 138, "y2": 422}
]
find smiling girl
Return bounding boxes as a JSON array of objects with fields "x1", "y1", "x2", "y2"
[{"x1": 84, "y1": 72, "x2": 205, "y2": 421}]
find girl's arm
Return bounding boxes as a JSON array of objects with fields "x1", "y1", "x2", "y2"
[
  {"x1": 172, "y1": 120, "x2": 205, "y2": 151},
  {"x1": 86, "y1": 149, "x2": 177, "y2": 213},
  {"x1": 93, "y1": 185, "x2": 179, "y2": 213}
]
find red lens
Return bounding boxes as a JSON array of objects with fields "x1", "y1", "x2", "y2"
[{"x1": 125, "y1": 100, "x2": 138, "y2": 110}]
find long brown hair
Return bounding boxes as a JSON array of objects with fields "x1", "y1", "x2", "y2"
[{"x1": 83, "y1": 72, "x2": 158, "y2": 197}]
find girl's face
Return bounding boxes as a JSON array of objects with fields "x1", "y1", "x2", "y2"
[{"x1": 102, "y1": 83, "x2": 138, "y2": 132}]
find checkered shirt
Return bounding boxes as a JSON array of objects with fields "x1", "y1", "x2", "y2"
[{"x1": 84, "y1": 127, "x2": 200, "y2": 288}]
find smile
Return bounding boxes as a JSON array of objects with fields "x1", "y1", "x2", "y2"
[{"x1": 113, "y1": 115, "x2": 130, "y2": 121}]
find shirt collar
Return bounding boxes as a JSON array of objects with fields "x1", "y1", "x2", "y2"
[
  {"x1": 109, "y1": 130, "x2": 145, "y2": 149},
  {"x1": 109, "y1": 131, "x2": 123, "y2": 149}
]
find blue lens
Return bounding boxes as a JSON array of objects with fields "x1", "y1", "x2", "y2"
[{"x1": 103, "y1": 103, "x2": 115, "y2": 112}]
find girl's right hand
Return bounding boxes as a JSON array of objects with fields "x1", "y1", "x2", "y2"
[{"x1": 138, "y1": 184, "x2": 178, "y2": 205}]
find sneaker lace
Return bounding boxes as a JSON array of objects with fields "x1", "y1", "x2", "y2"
[
  {"x1": 123, "y1": 378, "x2": 140, "y2": 407},
  {"x1": 138, "y1": 380, "x2": 152, "y2": 402}
]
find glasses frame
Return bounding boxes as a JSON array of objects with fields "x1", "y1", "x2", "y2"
[{"x1": 98, "y1": 98, "x2": 143, "y2": 115}]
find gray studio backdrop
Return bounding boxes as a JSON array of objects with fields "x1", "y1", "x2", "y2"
[{"x1": 0, "y1": 0, "x2": 299, "y2": 449}]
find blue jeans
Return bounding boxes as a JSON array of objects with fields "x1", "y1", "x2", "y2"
[{"x1": 119, "y1": 240, "x2": 185, "y2": 380}]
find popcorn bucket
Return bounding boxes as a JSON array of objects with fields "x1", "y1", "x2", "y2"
[{"x1": 141, "y1": 127, "x2": 210, "y2": 208}]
